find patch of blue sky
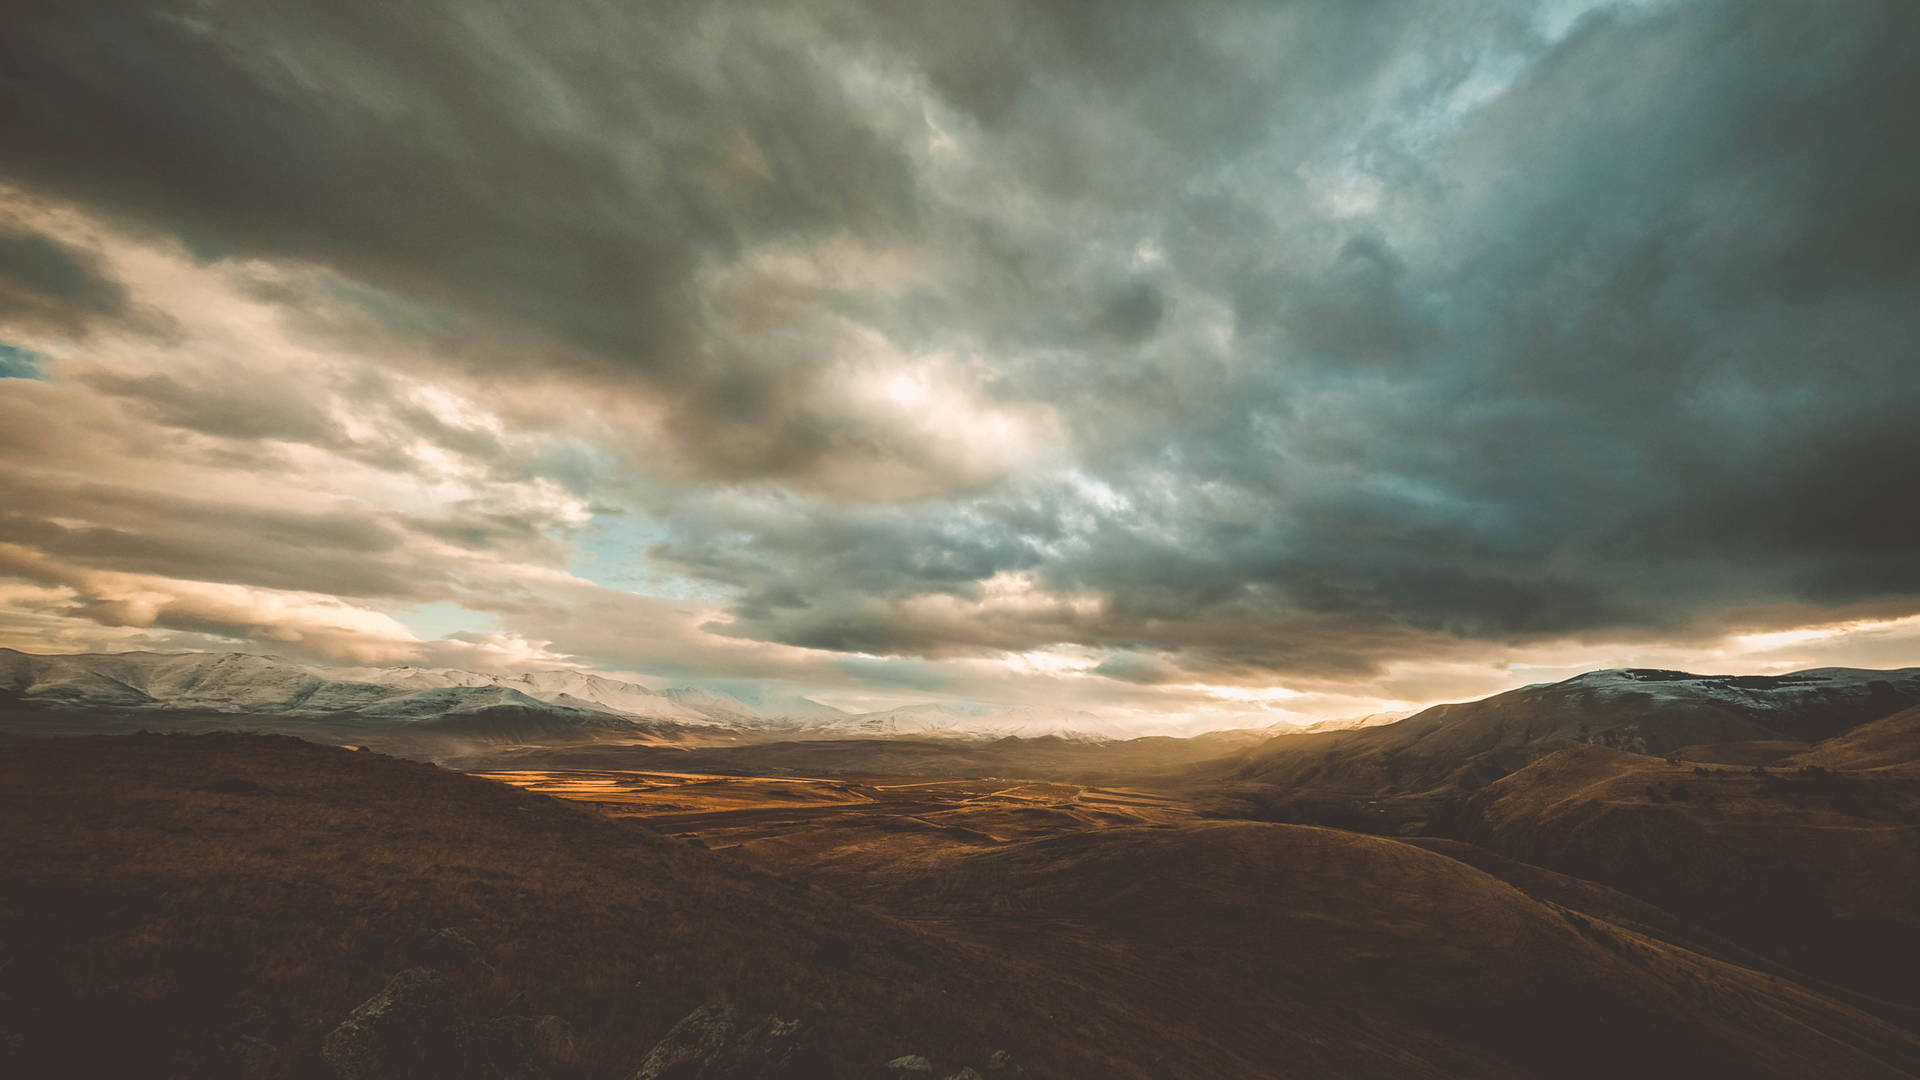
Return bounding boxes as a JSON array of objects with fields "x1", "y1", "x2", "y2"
[
  {"x1": 0, "y1": 342, "x2": 46, "y2": 379},
  {"x1": 573, "y1": 511, "x2": 733, "y2": 604},
  {"x1": 397, "y1": 601, "x2": 496, "y2": 642}
]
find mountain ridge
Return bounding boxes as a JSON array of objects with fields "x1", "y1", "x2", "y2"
[
  {"x1": 10, "y1": 649, "x2": 1920, "y2": 760},
  {"x1": 0, "y1": 648, "x2": 1143, "y2": 743},
  {"x1": 1221, "y1": 663, "x2": 1920, "y2": 798}
]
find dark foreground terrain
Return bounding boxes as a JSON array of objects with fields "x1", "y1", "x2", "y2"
[{"x1": 7, "y1": 735, "x2": 1920, "y2": 1078}]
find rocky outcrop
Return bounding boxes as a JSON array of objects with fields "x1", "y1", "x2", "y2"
[
  {"x1": 321, "y1": 968, "x2": 459, "y2": 1079},
  {"x1": 631, "y1": 1003, "x2": 824, "y2": 1080},
  {"x1": 319, "y1": 934, "x2": 575, "y2": 1080},
  {"x1": 320, "y1": 959, "x2": 995, "y2": 1080}
]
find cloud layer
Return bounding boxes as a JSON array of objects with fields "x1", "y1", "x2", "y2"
[{"x1": 2, "y1": 0, "x2": 1917, "y2": 726}]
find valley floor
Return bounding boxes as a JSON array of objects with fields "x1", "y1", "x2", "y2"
[
  {"x1": 473, "y1": 766, "x2": 1920, "y2": 1078},
  {"x1": 474, "y1": 769, "x2": 1198, "y2": 852}
]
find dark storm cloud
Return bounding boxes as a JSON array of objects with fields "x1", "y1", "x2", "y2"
[
  {"x1": 1091, "y1": 653, "x2": 1181, "y2": 686},
  {"x1": 74, "y1": 363, "x2": 544, "y2": 485},
  {"x1": 0, "y1": 0, "x2": 1513, "y2": 492},
  {"x1": 0, "y1": 480, "x2": 415, "y2": 599},
  {"x1": 655, "y1": 0, "x2": 1920, "y2": 678},
  {"x1": 5, "y1": 0, "x2": 1918, "y2": 683},
  {"x1": 2, "y1": 0, "x2": 931, "y2": 483},
  {"x1": 0, "y1": 227, "x2": 130, "y2": 334},
  {"x1": 80, "y1": 370, "x2": 343, "y2": 446}
]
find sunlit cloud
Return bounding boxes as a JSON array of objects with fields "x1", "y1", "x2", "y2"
[
  {"x1": 0, "y1": 543, "x2": 423, "y2": 663},
  {"x1": 1, "y1": 1, "x2": 1915, "y2": 729}
]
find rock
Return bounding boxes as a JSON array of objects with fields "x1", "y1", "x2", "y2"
[
  {"x1": 941, "y1": 1070, "x2": 985, "y2": 1080},
  {"x1": 632, "y1": 1004, "x2": 824, "y2": 1080},
  {"x1": 984, "y1": 1050, "x2": 1020, "y2": 1076},
  {"x1": 632, "y1": 1004, "x2": 738, "y2": 1079},
  {"x1": 320, "y1": 961, "x2": 573, "y2": 1080},
  {"x1": 320, "y1": 968, "x2": 457, "y2": 1080},
  {"x1": 879, "y1": 1055, "x2": 935, "y2": 1076},
  {"x1": 418, "y1": 927, "x2": 487, "y2": 973}
]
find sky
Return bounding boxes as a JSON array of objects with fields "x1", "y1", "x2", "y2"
[{"x1": 2, "y1": 0, "x2": 1918, "y2": 731}]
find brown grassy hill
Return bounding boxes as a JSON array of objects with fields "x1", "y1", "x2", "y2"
[
  {"x1": 7, "y1": 733, "x2": 1920, "y2": 1079},
  {"x1": 626, "y1": 774, "x2": 1920, "y2": 1079},
  {"x1": 818, "y1": 821, "x2": 1920, "y2": 1079},
  {"x1": 0, "y1": 733, "x2": 1275, "y2": 1079},
  {"x1": 1443, "y1": 743, "x2": 1920, "y2": 1007},
  {"x1": 1667, "y1": 739, "x2": 1811, "y2": 766},
  {"x1": 1402, "y1": 836, "x2": 1792, "y2": 970},
  {"x1": 1793, "y1": 704, "x2": 1920, "y2": 771}
]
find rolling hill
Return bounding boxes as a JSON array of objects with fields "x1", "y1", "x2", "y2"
[
  {"x1": 1792, "y1": 703, "x2": 1920, "y2": 771},
  {"x1": 843, "y1": 821, "x2": 1920, "y2": 1079},
  {"x1": 6, "y1": 732, "x2": 1920, "y2": 1079}
]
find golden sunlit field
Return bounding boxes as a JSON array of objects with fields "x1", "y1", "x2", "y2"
[{"x1": 473, "y1": 769, "x2": 1197, "y2": 849}]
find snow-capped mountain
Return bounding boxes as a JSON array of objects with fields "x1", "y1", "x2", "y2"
[
  {"x1": 711, "y1": 687, "x2": 852, "y2": 724},
  {"x1": 785, "y1": 703, "x2": 1133, "y2": 741},
  {"x1": 8, "y1": 649, "x2": 1914, "y2": 751},
  {"x1": 657, "y1": 687, "x2": 778, "y2": 728},
  {"x1": 1541, "y1": 667, "x2": 1920, "y2": 720},
  {"x1": 0, "y1": 648, "x2": 1119, "y2": 742},
  {"x1": 331, "y1": 665, "x2": 721, "y2": 725},
  {"x1": 349, "y1": 684, "x2": 555, "y2": 720},
  {"x1": 0, "y1": 649, "x2": 679, "y2": 727},
  {"x1": 946, "y1": 705, "x2": 1134, "y2": 741},
  {"x1": 0, "y1": 650, "x2": 394, "y2": 713},
  {"x1": 1293, "y1": 711, "x2": 1410, "y2": 735}
]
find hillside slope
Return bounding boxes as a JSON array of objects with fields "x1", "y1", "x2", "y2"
[
  {"x1": 1792, "y1": 704, "x2": 1920, "y2": 771},
  {"x1": 820, "y1": 821, "x2": 1920, "y2": 1079},
  {"x1": 7, "y1": 734, "x2": 1920, "y2": 1078},
  {"x1": 0, "y1": 734, "x2": 1125, "y2": 1078},
  {"x1": 1442, "y1": 743, "x2": 1920, "y2": 1006}
]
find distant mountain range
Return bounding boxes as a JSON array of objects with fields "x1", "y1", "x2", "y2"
[
  {"x1": 0, "y1": 648, "x2": 1137, "y2": 743},
  {"x1": 10, "y1": 649, "x2": 1920, "y2": 774}
]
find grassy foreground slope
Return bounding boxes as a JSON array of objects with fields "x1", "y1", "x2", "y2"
[
  {"x1": 0, "y1": 734, "x2": 1107, "y2": 1078},
  {"x1": 850, "y1": 822, "x2": 1920, "y2": 1079},
  {"x1": 5, "y1": 734, "x2": 1920, "y2": 1079}
]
